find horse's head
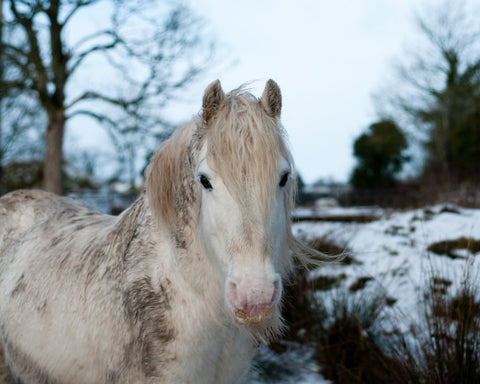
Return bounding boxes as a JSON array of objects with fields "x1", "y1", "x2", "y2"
[{"x1": 147, "y1": 80, "x2": 300, "y2": 339}]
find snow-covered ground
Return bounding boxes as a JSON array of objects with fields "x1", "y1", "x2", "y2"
[
  {"x1": 251, "y1": 204, "x2": 480, "y2": 383},
  {"x1": 249, "y1": 343, "x2": 330, "y2": 384},
  {"x1": 295, "y1": 204, "x2": 480, "y2": 328}
]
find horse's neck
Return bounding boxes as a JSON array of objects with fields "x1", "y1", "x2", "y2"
[
  {"x1": 119, "y1": 194, "x2": 223, "y2": 300},
  {"x1": 117, "y1": 195, "x2": 252, "y2": 382},
  {"x1": 110, "y1": 194, "x2": 150, "y2": 258}
]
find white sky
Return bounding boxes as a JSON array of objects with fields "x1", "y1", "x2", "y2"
[
  {"x1": 65, "y1": 0, "x2": 428, "y2": 184},
  {"x1": 158, "y1": 0, "x2": 422, "y2": 184}
]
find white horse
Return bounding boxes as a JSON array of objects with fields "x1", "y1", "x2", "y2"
[{"x1": 0, "y1": 80, "x2": 320, "y2": 383}]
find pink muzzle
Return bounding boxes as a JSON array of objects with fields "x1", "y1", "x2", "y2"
[{"x1": 225, "y1": 275, "x2": 282, "y2": 325}]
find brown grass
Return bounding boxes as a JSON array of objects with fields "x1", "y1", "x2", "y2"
[
  {"x1": 427, "y1": 237, "x2": 480, "y2": 259},
  {"x1": 400, "y1": 265, "x2": 480, "y2": 383},
  {"x1": 313, "y1": 259, "x2": 480, "y2": 383},
  {"x1": 349, "y1": 276, "x2": 374, "y2": 292},
  {"x1": 309, "y1": 274, "x2": 346, "y2": 291},
  {"x1": 314, "y1": 291, "x2": 408, "y2": 384},
  {"x1": 307, "y1": 237, "x2": 359, "y2": 265}
]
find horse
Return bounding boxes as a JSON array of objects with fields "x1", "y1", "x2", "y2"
[{"x1": 0, "y1": 80, "x2": 321, "y2": 383}]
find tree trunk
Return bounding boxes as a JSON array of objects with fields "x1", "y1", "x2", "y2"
[
  {"x1": 0, "y1": 2, "x2": 4, "y2": 196},
  {"x1": 43, "y1": 111, "x2": 65, "y2": 195}
]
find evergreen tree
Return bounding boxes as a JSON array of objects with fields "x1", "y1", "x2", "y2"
[{"x1": 351, "y1": 120, "x2": 408, "y2": 189}]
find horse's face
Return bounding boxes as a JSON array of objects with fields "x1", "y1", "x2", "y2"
[
  {"x1": 195, "y1": 80, "x2": 294, "y2": 331},
  {"x1": 196, "y1": 152, "x2": 291, "y2": 326},
  {"x1": 146, "y1": 80, "x2": 295, "y2": 336}
]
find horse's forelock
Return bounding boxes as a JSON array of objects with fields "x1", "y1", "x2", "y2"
[{"x1": 205, "y1": 88, "x2": 294, "y2": 222}]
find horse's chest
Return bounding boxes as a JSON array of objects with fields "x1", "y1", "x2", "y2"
[
  {"x1": 166, "y1": 299, "x2": 255, "y2": 383},
  {"x1": 171, "y1": 327, "x2": 254, "y2": 384}
]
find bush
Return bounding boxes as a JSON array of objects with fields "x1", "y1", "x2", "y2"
[
  {"x1": 307, "y1": 237, "x2": 358, "y2": 265},
  {"x1": 406, "y1": 264, "x2": 480, "y2": 383},
  {"x1": 313, "y1": 257, "x2": 480, "y2": 383},
  {"x1": 314, "y1": 290, "x2": 408, "y2": 384}
]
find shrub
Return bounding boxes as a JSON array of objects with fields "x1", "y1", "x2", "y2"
[
  {"x1": 307, "y1": 237, "x2": 358, "y2": 265},
  {"x1": 314, "y1": 290, "x2": 407, "y2": 384},
  {"x1": 313, "y1": 255, "x2": 480, "y2": 384},
  {"x1": 408, "y1": 264, "x2": 480, "y2": 383},
  {"x1": 383, "y1": 261, "x2": 480, "y2": 383}
]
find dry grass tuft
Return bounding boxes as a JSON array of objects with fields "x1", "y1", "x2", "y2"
[
  {"x1": 307, "y1": 237, "x2": 359, "y2": 266},
  {"x1": 313, "y1": 258, "x2": 480, "y2": 383},
  {"x1": 427, "y1": 237, "x2": 480, "y2": 259}
]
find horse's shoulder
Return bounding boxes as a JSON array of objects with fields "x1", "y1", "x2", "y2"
[
  {"x1": 0, "y1": 189, "x2": 98, "y2": 237},
  {"x1": 2, "y1": 189, "x2": 66, "y2": 216},
  {"x1": 1, "y1": 189, "x2": 62, "y2": 206}
]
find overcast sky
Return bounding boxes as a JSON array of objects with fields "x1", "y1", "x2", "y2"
[
  {"x1": 65, "y1": 0, "x2": 439, "y2": 184},
  {"x1": 158, "y1": 0, "x2": 425, "y2": 184}
]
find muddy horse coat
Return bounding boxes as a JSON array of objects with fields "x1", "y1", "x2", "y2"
[{"x1": 0, "y1": 80, "x2": 318, "y2": 383}]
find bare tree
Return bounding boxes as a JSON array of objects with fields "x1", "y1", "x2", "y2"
[
  {"x1": 375, "y1": 0, "x2": 480, "y2": 183},
  {"x1": 1, "y1": 0, "x2": 213, "y2": 194},
  {"x1": 0, "y1": 1, "x2": 4, "y2": 195}
]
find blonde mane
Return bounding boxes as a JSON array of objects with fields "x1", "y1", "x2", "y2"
[{"x1": 146, "y1": 83, "x2": 324, "y2": 269}]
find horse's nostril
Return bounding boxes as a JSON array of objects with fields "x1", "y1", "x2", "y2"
[
  {"x1": 273, "y1": 276, "x2": 281, "y2": 290},
  {"x1": 227, "y1": 280, "x2": 237, "y2": 294},
  {"x1": 226, "y1": 280, "x2": 239, "y2": 306}
]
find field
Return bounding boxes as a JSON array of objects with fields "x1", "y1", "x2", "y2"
[{"x1": 249, "y1": 204, "x2": 480, "y2": 383}]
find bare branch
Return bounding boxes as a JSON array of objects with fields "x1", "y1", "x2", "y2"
[
  {"x1": 66, "y1": 109, "x2": 124, "y2": 151},
  {"x1": 68, "y1": 34, "x2": 119, "y2": 76},
  {"x1": 66, "y1": 90, "x2": 145, "y2": 110},
  {"x1": 67, "y1": 108, "x2": 116, "y2": 125},
  {"x1": 2, "y1": 42, "x2": 29, "y2": 59},
  {"x1": 2, "y1": 0, "x2": 217, "y2": 188},
  {"x1": 8, "y1": 0, "x2": 50, "y2": 106},
  {"x1": 1, "y1": 79, "x2": 34, "y2": 92},
  {"x1": 61, "y1": 0, "x2": 98, "y2": 26},
  {"x1": 71, "y1": 28, "x2": 114, "y2": 50}
]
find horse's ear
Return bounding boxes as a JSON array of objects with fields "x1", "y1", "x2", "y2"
[
  {"x1": 203, "y1": 80, "x2": 225, "y2": 125},
  {"x1": 261, "y1": 79, "x2": 282, "y2": 119}
]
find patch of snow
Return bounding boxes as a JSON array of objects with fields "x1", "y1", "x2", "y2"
[
  {"x1": 293, "y1": 206, "x2": 384, "y2": 220},
  {"x1": 294, "y1": 205, "x2": 480, "y2": 332},
  {"x1": 248, "y1": 343, "x2": 331, "y2": 384}
]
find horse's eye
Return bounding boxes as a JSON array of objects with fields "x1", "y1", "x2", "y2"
[
  {"x1": 279, "y1": 172, "x2": 289, "y2": 187},
  {"x1": 199, "y1": 174, "x2": 213, "y2": 191}
]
